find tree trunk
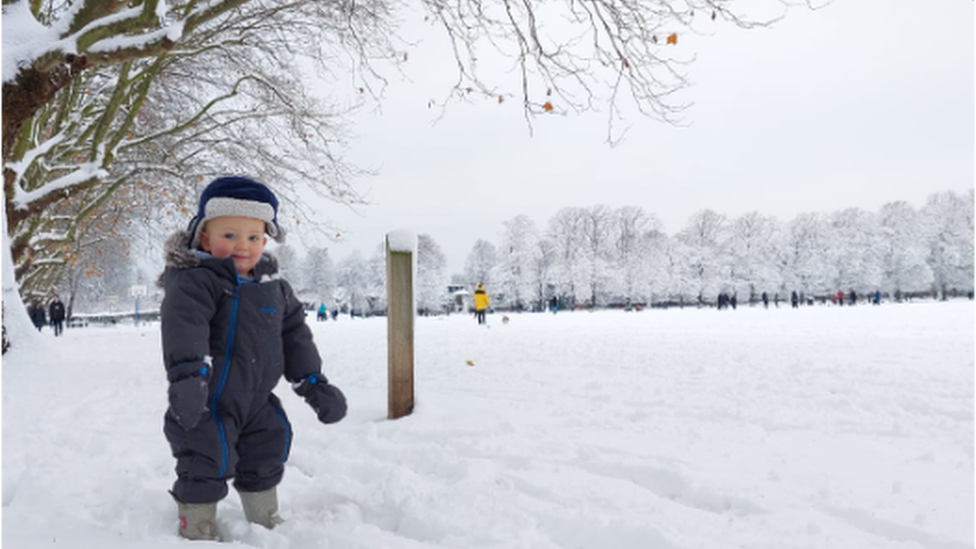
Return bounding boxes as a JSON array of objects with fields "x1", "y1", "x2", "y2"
[{"x1": 2, "y1": 205, "x2": 39, "y2": 355}]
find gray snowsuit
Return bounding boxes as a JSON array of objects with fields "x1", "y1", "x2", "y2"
[{"x1": 160, "y1": 231, "x2": 340, "y2": 504}]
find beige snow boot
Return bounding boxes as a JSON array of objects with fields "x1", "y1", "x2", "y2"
[
  {"x1": 240, "y1": 487, "x2": 284, "y2": 529},
  {"x1": 177, "y1": 501, "x2": 217, "y2": 541}
]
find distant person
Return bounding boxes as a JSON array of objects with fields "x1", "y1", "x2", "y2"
[
  {"x1": 474, "y1": 283, "x2": 490, "y2": 325},
  {"x1": 873, "y1": 290, "x2": 881, "y2": 305},
  {"x1": 331, "y1": 308, "x2": 338, "y2": 321},
  {"x1": 317, "y1": 302, "x2": 327, "y2": 322},
  {"x1": 836, "y1": 290, "x2": 845, "y2": 306},
  {"x1": 730, "y1": 294, "x2": 737, "y2": 310},
  {"x1": 774, "y1": 293, "x2": 780, "y2": 308},
  {"x1": 49, "y1": 296, "x2": 66, "y2": 336},
  {"x1": 29, "y1": 301, "x2": 46, "y2": 332},
  {"x1": 761, "y1": 291, "x2": 769, "y2": 309},
  {"x1": 549, "y1": 295, "x2": 558, "y2": 314},
  {"x1": 791, "y1": 290, "x2": 799, "y2": 309},
  {"x1": 159, "y1": 176, "x2": 346, "y2": 540},
  {"x1": 849, "y1": 289, "x2": 857, "y2": 306}
]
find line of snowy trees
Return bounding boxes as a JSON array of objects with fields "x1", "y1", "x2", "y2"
[
  {"x1": 464, "y1": 191, "x2": 974, "y2": 311},
  {"x1": 268, "y1": 189, "x2": 972, "y2": 317},
  {"x1": 276, "y1": 234, "x2": 449, "y2": 317}
]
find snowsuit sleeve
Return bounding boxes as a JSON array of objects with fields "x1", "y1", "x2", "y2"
[
  {"x1": 161, "y1": 268, "x2": 221, "y2": 382},
  {"x1": 279, "y1": 280, "x2": 325, "y2": 384}
]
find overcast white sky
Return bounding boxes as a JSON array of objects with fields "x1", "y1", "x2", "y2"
[{"x1": 307, "y1": 0, "x2": 974, "y2": 275}]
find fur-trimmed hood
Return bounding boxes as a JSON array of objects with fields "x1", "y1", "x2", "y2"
[{"x1": 156, "y1": 230, "x2": 280, "y2": 288}]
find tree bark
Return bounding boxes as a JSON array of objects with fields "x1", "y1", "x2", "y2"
[{"x1": 2, "y1": 57, "x2": 89, "y2": 161}]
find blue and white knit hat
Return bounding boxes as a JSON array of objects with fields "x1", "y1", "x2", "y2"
[{"x1": 187, "y1": 176, "x2": 284, "y2": 249}]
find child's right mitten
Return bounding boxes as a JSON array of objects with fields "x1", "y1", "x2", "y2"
[
  {"x1": 168, "y1": 365, "x2": 210, "y2": 430},
  {"x1": 293, "y1": 374, "x2": 347, "y2": 424}
]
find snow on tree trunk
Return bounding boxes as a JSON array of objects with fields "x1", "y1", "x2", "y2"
[{"x1": 2, "y1": 204, "x2": 39, "y2": 354}]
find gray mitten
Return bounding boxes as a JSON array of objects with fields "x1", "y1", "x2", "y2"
[
  {"x1": 293, "y1": 374, "x2": 347, "y2": 424},
  {"x1": 169, "y1": 375, "x2": 210, "y2": 430}
]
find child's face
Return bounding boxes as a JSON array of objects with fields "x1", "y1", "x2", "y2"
[{"x1": 199, "y1": 216, "x2": 268, "y2": 276}]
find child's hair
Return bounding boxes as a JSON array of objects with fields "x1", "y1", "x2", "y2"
[{"x1": 186, "y1": 176, "x2": 284, "y2": 249}]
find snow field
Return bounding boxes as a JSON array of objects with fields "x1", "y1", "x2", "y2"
[{"x1": 2, "y1": 301, "x2": 973, "y2": 548}]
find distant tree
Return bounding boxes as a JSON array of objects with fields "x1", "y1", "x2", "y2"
[
  {"x1": 877, "y1": 201, "x2": 933, "y2": 297},
  {"x1": 830, "y1": 208, "x2": 882, "y2": 295},
  {"x1": 64, "y1": 236, "x2": 134, "y2": 313},
  {"x1": 417, "y1": 234, "x2": 448, "y2": 315},
  {"x1": 546, "y1": 207, "x2": 588, "y2": 306},
  {"x1": 726, "y1": 212, "x2": 783, "y2": 302},
  {"x1": 274, "y1": 245, "x2": 301, "y2": 289},
  {"x1": 578, "y1": 205, "x2": 615, "y2": 307},
  {"x1": 365, "y1": 243, "x2": 387, "y2": 314},
  {"x1": 493, "y1": 215, "x2": 541, "y2": 311},
  {"x1": 464, "y1": 239, "x2": 498, "y2": 288},
  {"x1": 530, "y1": 237, "x2": 558, "y2": 310},
  {"x1": 611, "y1": 206, "x2": 661, "y2": 304},
  {"x1": 675, "y1": 209, "x2": 728, "y2": 304},
  {"x1": 640, "y1": 228, "x2": 673, "y2": 303},
  {"x1": 782, "y1": 213, "x2": 835, "y2": 297},
  {"x1": 921, "y1": 190, "x2": 974, "y2": 299},
  {"x1": 336, "y1": 251, "x2": 369, "y2": 315},
  {"x1": 302, "y1": 247, "x2": 337, "y2": 305}
]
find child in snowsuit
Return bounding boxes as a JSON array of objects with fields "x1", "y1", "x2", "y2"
[{"x1": 160, "y1": 176, "x2": 346, "y2": 540}]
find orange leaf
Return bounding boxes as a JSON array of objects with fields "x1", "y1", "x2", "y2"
[
  {"x1": 711, "y1": 10, "x2": 717, "y2": 20},
  {"x1": 667, "y1": 33, "x2": 678, "y2": 45},
  {"x1": 498, "y1": 95, "x2": 504, "y2": 104},
  {"x1": 543, "y1": 101, "x2": 553, "y2": 112}
]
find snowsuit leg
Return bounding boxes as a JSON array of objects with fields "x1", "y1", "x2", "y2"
[
  {"x1": 164, "y1": 411, "x2": 237, "y2": 504},
  {"x1": 165, "y1": 394, "x2": 293, "y2": 503},
  {"x1": 234, "y1": 394, "x2": 292, "y2": 494}
]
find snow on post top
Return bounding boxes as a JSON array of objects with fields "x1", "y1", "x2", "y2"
[{"x1": 386, "y1": 230, "x2": 416, "y2": 253}]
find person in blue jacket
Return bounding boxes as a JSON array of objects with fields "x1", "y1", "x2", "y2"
[{"x1": 159, "y1": 176, "x2": 346, "y2": 540}]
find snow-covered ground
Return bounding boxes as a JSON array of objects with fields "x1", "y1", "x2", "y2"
[{"x1": 3, "y1": 300, "x2": 973, "y2": 548}]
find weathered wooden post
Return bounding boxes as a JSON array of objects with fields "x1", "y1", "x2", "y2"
[{"x1": 386, "y1": 231, "x2": 415, "y2": 419}]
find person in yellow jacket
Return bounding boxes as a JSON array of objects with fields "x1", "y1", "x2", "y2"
[{"x1": 473, "y1": 283, "x2": 490, "y2": 325}]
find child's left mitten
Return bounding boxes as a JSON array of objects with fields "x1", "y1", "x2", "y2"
[{"x1": 293, "y1": 374, "x2": 347, "y2": 424}]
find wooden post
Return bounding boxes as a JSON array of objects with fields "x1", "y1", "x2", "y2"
[{"x1": 386, "y1": 233, "x2": 415, "y2": 419}]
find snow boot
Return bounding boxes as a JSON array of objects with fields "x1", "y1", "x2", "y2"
[
  {"x1": 240, "y1": 487, "x2": 284, "y2": 529},
  {"x1": 177, "y1": 501, "x2": 217, "y2": 541}
]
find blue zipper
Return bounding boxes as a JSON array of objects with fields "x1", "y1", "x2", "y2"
[{"x1": 211, "y1": 277, "x2": 242, "y2": 478}]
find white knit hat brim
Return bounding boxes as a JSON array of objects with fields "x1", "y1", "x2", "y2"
[{"x1": 190, "y1": 197, "x2": 279, "y2": 248}]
